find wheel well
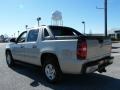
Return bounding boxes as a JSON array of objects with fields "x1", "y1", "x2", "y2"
[{"x1": 41, "y1": 53, "x2": 59, "y2": 66}]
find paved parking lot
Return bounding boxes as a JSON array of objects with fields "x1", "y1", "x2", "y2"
[{"x1": 0, "y1": 43, "x2": 120, "y2": 90}]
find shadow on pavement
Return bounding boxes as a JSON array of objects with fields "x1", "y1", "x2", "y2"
[
  {"x1": 112, "y1": 47, "x2": 120, "y2": 49},
  {"x1": 11, "y1": 63, "x2": 120, "y2": 90},
  {"x1": 112, "y1": 51, "x2": 119, "y2": 53}
]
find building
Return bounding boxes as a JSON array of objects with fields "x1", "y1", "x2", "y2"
[
  {"x1": 108, "y1": 29, "x2": 120, "y2": 39},
  {"x1": 114, "y1": 30, "x2": 120, "y2": 39},
  {"x1": 0, "y1": 35, "x2": 4, "y2": 42}
]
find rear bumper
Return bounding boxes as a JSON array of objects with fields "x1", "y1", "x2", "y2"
[{"x1": 81, "y1": 56, "x2": 114, "y2": 74}]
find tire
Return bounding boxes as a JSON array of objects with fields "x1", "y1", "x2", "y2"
[
  {"x1": 6, "y1": 51, "x2": 15, "y2": 67},
  {"x1": 43, "y1": 57, "x2": 62, "y2": 83}
]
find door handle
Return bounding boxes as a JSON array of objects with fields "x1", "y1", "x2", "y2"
[
  {"x1": 32, "y1": 45, "x2": 37, "y2": 48},
  {"x1": 21, "y1": 45, "x2": 24, "y2": 48}
]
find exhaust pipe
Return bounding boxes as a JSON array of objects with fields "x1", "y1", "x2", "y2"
[{"x1": 98, "y1": 67, "x2": 106, "y2": 73}]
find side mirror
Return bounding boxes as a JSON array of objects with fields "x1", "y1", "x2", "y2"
[{"x1": 10, "y1": 38, "x2": 16, "y2": 43}]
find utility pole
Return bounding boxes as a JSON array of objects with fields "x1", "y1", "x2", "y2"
[
  {"x1": 96, "y1": 0, "x2": 108, "y2": 37},
  {"x1": 105, "y1": 0, "x2": 107, "y2": 37}
]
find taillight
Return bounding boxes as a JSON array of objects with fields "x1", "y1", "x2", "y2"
[{"x1": 77, "y1": 40, "x2": 87, "y2": 60}]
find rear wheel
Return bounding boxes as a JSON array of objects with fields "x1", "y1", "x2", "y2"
[
  {"x1": 6, "y1": 51, "x2": 15, "y2": 67},
  {"x1": 43, "y1": 57, "x2": 62, "y2": 83}
]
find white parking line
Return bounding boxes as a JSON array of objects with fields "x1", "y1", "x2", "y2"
[{"x1": 112, "y1": 53, "x2": 120, "y2": 57}]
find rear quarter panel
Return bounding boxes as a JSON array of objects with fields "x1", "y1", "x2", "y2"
[{"x1": 39, "y1": 39, "x2": 84, "y2": 74}]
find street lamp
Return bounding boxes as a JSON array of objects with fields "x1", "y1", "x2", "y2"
[
  {"x1": 37, "y1": 17, "x2": 41, "y2": 26},
  {"x1": 18, "y1": 30, "x2": 20, "y2": 36},
  {"x1": 25, "y1": 25, "x2": 28, "y2": 30},
  {"x1": 82, "y1": 21, "x2": 85, "y2": 35},
  {"x1": 14, "y1": 33, "x2": 15, "y2": 38}
]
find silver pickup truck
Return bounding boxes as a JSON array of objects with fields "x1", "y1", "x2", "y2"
[{"x1": 5, "y1": 25, "x2": 113, "y2": 83}]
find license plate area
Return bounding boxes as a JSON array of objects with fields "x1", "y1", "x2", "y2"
[
  {"x1": 86, "y1": 65, "x2": 98, "y2": 73},
  {"x1": 99, "y1": 60, "x2": 104, "y2": 65}
]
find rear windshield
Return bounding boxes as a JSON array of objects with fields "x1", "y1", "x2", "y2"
[{"x1": 49, "y1": 26, "x2": 83, "y2": 36}]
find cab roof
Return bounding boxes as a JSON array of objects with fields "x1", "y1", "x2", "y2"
[{"x1": 27, "y1": 25, "x2": 72, "y2": 30}]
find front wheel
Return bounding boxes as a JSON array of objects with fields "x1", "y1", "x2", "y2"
[
  {"x1": 43, "y1": 59, "x2": 62, "y2": 83},
  {"x1": 6, "y1": 51, "x2": 15, "y2": 67}
]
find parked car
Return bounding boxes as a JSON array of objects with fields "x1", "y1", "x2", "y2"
[{"x1": 5, "y1": 25, "x2": 113, "y2": 83}]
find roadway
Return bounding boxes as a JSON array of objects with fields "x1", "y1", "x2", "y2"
[{"x1": 0, "y1": 43, "x2": 120, "y2": 90}]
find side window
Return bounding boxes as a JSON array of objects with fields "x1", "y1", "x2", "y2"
[
  {"x1": 27, "y1": 29, "x2": 39, "y2": 42},
  {"x1": 17, "y1": 31, "x2": 27, "y2": 43},
  {"x1": 44, "y1": 29, "x2": 49, "y2": 37}
]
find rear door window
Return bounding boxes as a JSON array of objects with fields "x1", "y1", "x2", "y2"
[{"x1": 44, "y1": 29, "x2": 49, "y2": 37}]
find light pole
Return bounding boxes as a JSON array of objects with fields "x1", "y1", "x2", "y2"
[
  {"x1": 18, "y1": 30, "x2": 20, "y2": 36},
  {"x1": 82, "y1": 21, "x2": 85, "y2": 35},
  {"x1": 37, "y1": 17, "x2": 41, "y2": 26},
  {"x1": 14, "y1": 33, "x2": 15, "y2": 38},
  {"x1": 25, "y1": 25, "x2": 28, "y2": 30}
]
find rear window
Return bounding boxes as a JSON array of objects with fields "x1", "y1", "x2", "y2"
[{"x1": 49, "y1": 26, "x2": 82, "y2": 36}]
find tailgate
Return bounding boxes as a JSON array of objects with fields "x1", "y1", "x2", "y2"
[{"x1": 86, "y1": 37, "x2": 112, "y2": 61}]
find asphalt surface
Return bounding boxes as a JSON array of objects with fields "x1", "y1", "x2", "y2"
[{"x1": 0, "y1": 43, "x2": 120, "y2": 90}]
